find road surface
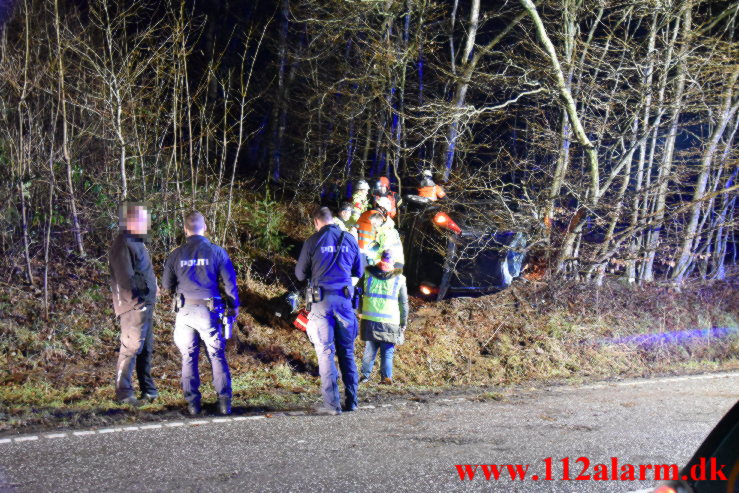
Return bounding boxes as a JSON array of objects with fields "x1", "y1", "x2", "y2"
[{"x1": 1, "y1": 372, "x2": 738, "y2": 492}]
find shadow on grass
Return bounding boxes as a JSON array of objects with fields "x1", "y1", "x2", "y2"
[{"x1": 235, "y1": 287, "x2": 319, "y2": 376}]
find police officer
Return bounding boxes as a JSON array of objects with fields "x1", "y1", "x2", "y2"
[
  {"x1": 109, "y1": 202, "x2": 159, "y2": 406},
  {"x1": 162, "y1": 211, "x2": 239, "y2": 416},
  {"x1": 295, "y1": 206, "x2": 363, "y2": 415}
]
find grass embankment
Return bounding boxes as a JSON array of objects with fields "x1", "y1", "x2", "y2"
[
  {"x1": 1, "y1": 264, "x2": 737, "y2": 434},
  {"x1": 1, "y1": 194, "x2": 737, "y2": 432}
]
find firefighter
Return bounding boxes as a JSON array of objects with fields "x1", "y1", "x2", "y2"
[
  {"x1": 350, "y1": 180, "x2": 371, "y2": 225},
  {"x1": 417, "y1": 169, "x2": 446, "y2": 201},
  {"x1": 162, "y1": 211, "x2": 239, "y2": 416},
  {"x1": 108, "y1": 202, "x2": 158, "y2": 406},
  {"x1": 359, "y1": 249, "x2": 408, "y2": 385},
  {"x1": 365, "y1": 197, "x2": 404, "y2": 266},
  {"x1": 295, "y1": 207, "x2": 364, "y2": 414},
  {"x1": 356, "y1": 197, "x2": 405, "y2": 267},
  {"x1": 355, "y1": 206, "x2": 387, "y2": 254},
  {"x1": 372, "y1": 176, "x2": 402, "y2": 218}
]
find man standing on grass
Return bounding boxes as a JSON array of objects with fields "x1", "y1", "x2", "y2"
[
  {"x1": 296, "y1": 206, "x2": 363, "y2": 415},
  {"x1": 108, "y1": 202, "x2": 158, "y2": 406},
  {"x1": 162, "y1": 211, "x2": 239, "y2": 416}
]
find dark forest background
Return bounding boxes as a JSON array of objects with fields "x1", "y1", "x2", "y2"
[{"x1": 0, "y1": 0, "x2": 737, "y2": 308}]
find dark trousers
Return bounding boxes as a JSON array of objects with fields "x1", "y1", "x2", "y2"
[
  {"x1": 306, "y1": 293, "x2": 359, "y2": 411},
  {"x1": 115, "y1": 305, "x2": 157, "y2": 400}
]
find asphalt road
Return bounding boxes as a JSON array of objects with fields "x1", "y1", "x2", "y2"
[{"x1": 1, "y1": 372, "x2": 738, "y2": 493}]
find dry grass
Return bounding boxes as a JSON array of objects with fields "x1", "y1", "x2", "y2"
[{"x1": 1, "y1": 194, "x2": 737, "y2": 432}]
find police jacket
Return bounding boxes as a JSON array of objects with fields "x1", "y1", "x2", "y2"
[
  {"x1": 162, "y1": 235, "x2": 240, "y2": 309},
  {"x1": 295, "y1": 223, "x2": 363, "y2": 290},
  {"x1": 109, "y1": 232, "x2": 158, "y2": 316}
]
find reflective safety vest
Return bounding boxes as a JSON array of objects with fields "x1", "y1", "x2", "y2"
[
  {"x1": 375, "y1": 223, "x2": 404, "y2": 266},
  {"x1": 361, "y1": 272, "x2": 405, "y2": 324},
  {"x1": 418, "y1": 184, "x2": 446, "y2": 201},
  {"x1": 333, "y1": 216, "x2": 349, "y2": 232},
  {"x1": 356, "y1": 209, "x2": 381, "y2": 250}
]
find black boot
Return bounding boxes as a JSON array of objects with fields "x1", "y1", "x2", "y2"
[
  {"x1": 187, "y1": 401, "x2": 201, "y2": 416},
  {"x1": 218, "y1": 397, "x2": 232, "y2": 415}
]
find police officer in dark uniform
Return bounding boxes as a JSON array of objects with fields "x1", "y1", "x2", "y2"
[
  {"x1": 295, "y1": 206, "x2": 363, "y2": 415},
  {"x1": 162, "y1": 211, "x2": 239, "y2": 415},
  {"x1": 109, "y1": 202, "x2": 158, "y2": 406}
]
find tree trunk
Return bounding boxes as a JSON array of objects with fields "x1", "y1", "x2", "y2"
[
  {"x1": 642, "y1": 2, "x2": 692, "y2": 281},
  {"x1": 53, "y1": 0, "x2": 84, "y2": 256},
  {"x1": 672, "y1": 69, "x2": 738, "y2": 283},
  {"x1": 443, "y1": 1, "x2": 530, "y2": 180}
]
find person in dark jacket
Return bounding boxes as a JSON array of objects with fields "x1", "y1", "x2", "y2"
[
  {"x1": 295, "y1": 206, "x2": 364, "y2": 414},
  {"x1": 359, "y1": 249, "x2": 408, "y2": 385},
  {"x1": 162, "y1": 211, "x2": 239, "y2": 416},
  {"x1": 108, "y1": 202, "x2": 158, "y2": 405}
]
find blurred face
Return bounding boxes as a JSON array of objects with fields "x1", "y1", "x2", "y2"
[
  {"x1": 339, "y1": 209, "x2": 351, "y2": 222},
  {"x1": 126, "y1": 206, "x2": 150, "y2": 235}
]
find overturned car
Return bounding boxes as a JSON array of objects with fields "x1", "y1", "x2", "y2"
[{"x1": 399, "y1": 197, "x2": 526, "y2": 300}]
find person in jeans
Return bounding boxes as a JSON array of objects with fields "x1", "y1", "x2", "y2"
[
  {"x1": 108, "y1": 202, "x2": 158, "y2": 406},
  {"x1": 162, "y1": 211, "x2": 239, "y2": 416},
  {"x1": 359, "y1": 249, "x2": 408, "y2": 385}
]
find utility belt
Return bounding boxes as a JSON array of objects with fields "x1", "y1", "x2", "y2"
[
  {"x1": 173, "y1": 294, "x2": 233, "y2": 340},
  {"x1": 173, "y1": 294, "x2": 223, "y2": 313},
  {"x1": 306, "y1": 284, "x2": 362, "y2": 310}
]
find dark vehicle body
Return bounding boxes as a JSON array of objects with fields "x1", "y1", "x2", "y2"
[
  {"x1": 649, "y1": 399, "x2": 739, "y2": 493},
  {"x1": 398, "y1": 197, "x2": 526, "y2": 300}
]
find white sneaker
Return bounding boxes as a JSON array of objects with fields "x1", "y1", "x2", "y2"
[{"x1": 314, "y1": 405, "x2": 341, "y2": 416}]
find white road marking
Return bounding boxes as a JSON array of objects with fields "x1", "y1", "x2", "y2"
[
  {"x1": 14, "y1": 436, "x2": 38, "y2": 442},
  {"x1": 44, "y1": 433, "x2": 68, "y2": 439},
  {"x1": 577, "y1": 371, "x2": 739, "y2": 390},
  {"x1": 2, "y1": 371, "x2": 736, "y2": 446}
]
